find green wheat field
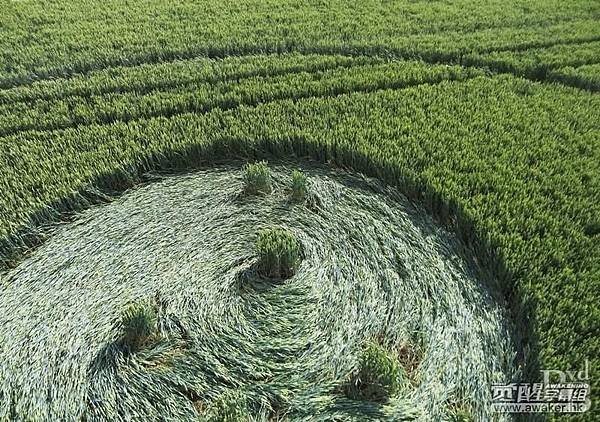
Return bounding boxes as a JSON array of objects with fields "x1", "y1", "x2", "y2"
[{"x1": 0, "y1": 1, "x2": 598, "y2": 421}]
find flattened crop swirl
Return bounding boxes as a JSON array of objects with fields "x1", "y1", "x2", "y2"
[{"x1": 0, "y1": 163, "x2": 518, "y2": 421}]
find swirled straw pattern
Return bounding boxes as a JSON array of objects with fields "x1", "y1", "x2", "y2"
[{"x1": 0, "y1": 163, "x2": 517, "y2": 421}]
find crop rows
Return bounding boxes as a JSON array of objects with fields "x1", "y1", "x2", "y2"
[
  {"x1": 0, "y1": 2, "x2": 598, "y2": 89},
  {"x1": 465, "y1": 40, "x2": 600, "y2": 88},
  {"x1": 0, "y1": 54, "x2": 384, "y2": 105},
  {"x1": 0, "y1": 60, "x2": 482, "y2": 137},
  {"x1": 2, "y1": 38, "x2": 598, "y2": 115},
  {"x1": 0, "y1": 48, "x2": 597, "y2": 141}
]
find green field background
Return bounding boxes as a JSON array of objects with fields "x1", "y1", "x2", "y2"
[{"x1": 0, "y1": 1, "x2": 598, "y2": 420}]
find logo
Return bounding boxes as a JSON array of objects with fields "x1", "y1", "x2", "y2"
[{"x1": 491, "y1": 360, "x2": 591, "y2": 413}]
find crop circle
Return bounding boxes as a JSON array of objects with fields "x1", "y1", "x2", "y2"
[{"x1": 0, "y1": 162, "x2": 517, "y2": 420}]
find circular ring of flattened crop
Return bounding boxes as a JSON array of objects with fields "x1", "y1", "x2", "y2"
[{"x1": 0, "y1": 162, "x2": 517, "y2": 421}]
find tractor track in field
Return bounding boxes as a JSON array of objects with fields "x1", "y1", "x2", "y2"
[
  {"x1": 0, "y1": 70, "x2": 481, "y2": 141},
  {"x1": 0, "y1": 56, "x2": 385, "y2": 106},
  {"x1": 0, "y1": 44, "x2": 599, "y2": 140},
  {"x1": 0, "y1": 30, "x2": 598, "y2": 94},
  {"x1": 2, "y1": 36, "x2": 599, "y2": 109}
]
